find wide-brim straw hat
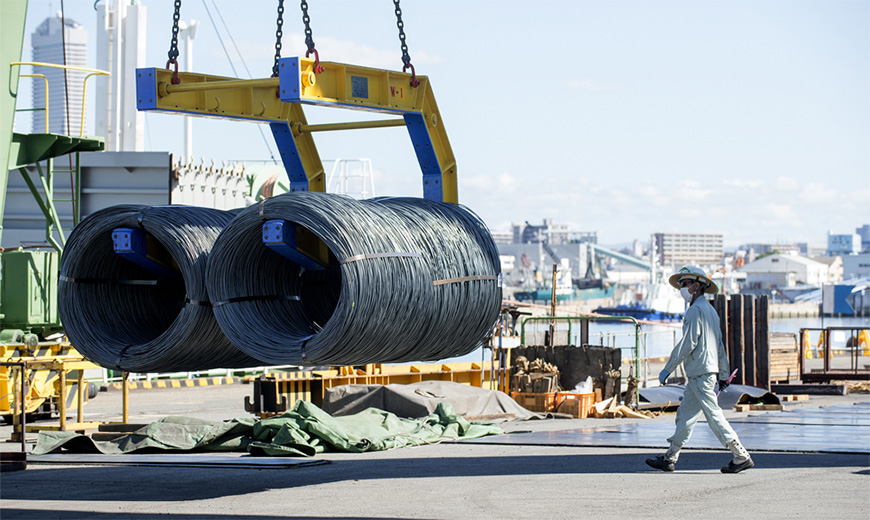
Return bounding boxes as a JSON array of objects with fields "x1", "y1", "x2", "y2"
[{"x1": 668, "y1": 265, "x2": 718, "y2": 294}]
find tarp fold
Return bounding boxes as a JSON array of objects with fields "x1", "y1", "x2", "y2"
[{"x1": 33, "y1": 401, "x2": 502, "y2": 457}]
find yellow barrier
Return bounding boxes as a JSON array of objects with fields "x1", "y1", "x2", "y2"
[
  {"x1": 860, "y1": 329, "x2": 870, "y2": 356},
  {"x1": 245, "y1": 361, "x2": 501, "y2": 418}
]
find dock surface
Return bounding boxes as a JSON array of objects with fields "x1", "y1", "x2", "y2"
[{"x1": 2, "y1": 382, "x2": 868, "y2": 519}]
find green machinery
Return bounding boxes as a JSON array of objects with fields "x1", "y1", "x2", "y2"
[{"x1": 1, "y1": 0, "x2": 106, "y2": 425}]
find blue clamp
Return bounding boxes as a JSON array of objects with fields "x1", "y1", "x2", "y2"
[
  {"x1": 112, "y1": 228, "x2": 179, "y2": 278},
  {"x1": 262, "y1": 220, "x2": 326, "y2": 270}
]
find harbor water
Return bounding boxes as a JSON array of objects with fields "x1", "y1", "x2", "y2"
[{"x1": 439, "y1": 315, "x2": 869, "y2": 367}]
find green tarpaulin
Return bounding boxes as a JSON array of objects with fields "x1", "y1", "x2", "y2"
[{"x1": 33, "y1": 401, "x2": 503, "y2": 457}]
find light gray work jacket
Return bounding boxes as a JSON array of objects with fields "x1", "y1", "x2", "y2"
[{"x1": 664, "y1": 297, "x2": 730, "y2": 380}]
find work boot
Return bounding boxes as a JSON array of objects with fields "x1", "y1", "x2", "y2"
[
  {"x1": 721, "y1": 440, "x2": 754, "y2": 473},
  {"x1": 645, "y1": 455, "x2": 675, "y2": 472}
]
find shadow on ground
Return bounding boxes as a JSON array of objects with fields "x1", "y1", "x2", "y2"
[{"x1": 2, "y1": 451, "x2": 867, "y2": 506}]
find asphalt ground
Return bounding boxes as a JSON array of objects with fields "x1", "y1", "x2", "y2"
[{"x1": 2, "y1": 377, "x2": 869, "y2": 520}]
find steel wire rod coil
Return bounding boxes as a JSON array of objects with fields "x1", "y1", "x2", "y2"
[
  {"x1": 58, "y1": 204, "x2": 261, "y2": 372},
  {"x1": 206, "y1": 192, "x2": 502, "y2": 366}
]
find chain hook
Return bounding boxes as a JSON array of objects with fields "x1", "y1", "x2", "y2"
[
  {"x1": 165, "y1": 59, "x2": 181, "y2": 85},
  {"x1": 300, "y1": 0, "x2": 325, "y2": 74},
  {"x1": 393, "y1": 0, "x2": 419, "y2": 88},
  {"x1": 403, "y1": 63, "x2": 420, "y2": 88},
  {"x1": 165, "y1": 0, "x2": 182, "y2": 84},
  {"x1": 306, "y1": 49, "x2": 325, "y2": 74}
]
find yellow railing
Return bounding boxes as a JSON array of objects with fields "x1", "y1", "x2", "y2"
[
  {"x1": 10, "y1": 61, "x2": 110, "y2": 136},
  {"x1": 19, "y1": 73, "x2": 48, "y2": 132}
]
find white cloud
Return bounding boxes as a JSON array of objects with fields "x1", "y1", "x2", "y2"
[
  {"x1": 759, "y1": 203, "x2": 802, "y2": 227},
  {"x1": 637, "y1": 184, "x2": 670, "y2": 206},
  {"x1": 568, "y1": 79, "x2": 622, "y2": 93},
  {"x1": 674, "y1": 179, "x2": 714, "y2": 199},
  {"x1": 461, "y1": 171, "x2": 518, "y2": 196},
  {"x1": 844, "y1": 187, "x2": 870, "y2": 209},
  {"x1": 678, "y1": 208, "x2": 702, "y2": 218},
  {"x1": 608, "y1": 188, "x2": 633, "y2": 206},
  {"x1": 212, "y1": 33, "x2": 445, "y2": 75},
  {"x1": 723, "y1": 179, "x2": 763, "y2": 189},
  {"x1": 461, "y1": 174, "x2": 494, "y2": 190},
  {"x1": 775, "y1": 176, "x2": 800, "y2": 191},
  {"x1": 282, "y1": 33, "x2": 445, "y2": 70},
  {"x1": 799, "y1": 182, "x2": 838, "y2": 203}
]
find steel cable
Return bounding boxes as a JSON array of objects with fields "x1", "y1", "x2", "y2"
[
  {"x1": 206, "y1": 192, "x2": 502, "y2": 366},
  {"x1": 58, "y1": 204, "x2": 261, "y2": 372}
]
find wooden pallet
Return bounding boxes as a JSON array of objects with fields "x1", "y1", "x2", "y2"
[{"x1": 734, "y1": 403, "x2": 784, "y2": 412}]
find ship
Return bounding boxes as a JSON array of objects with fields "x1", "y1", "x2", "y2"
[{"x1": 594, "y1": 281, "x2": 685, "y2": 321}]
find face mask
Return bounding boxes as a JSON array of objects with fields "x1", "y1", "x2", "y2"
[{"x1": 680, "y1": 286, "x2": 693, "y2": 303}]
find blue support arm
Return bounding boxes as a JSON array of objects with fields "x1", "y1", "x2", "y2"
[
  {"x1": 262, "y1": 220, "x2": 327, "y2": 270},
  {"x1": 112, "y1": 228, "x2": 179, "y2": 278}
]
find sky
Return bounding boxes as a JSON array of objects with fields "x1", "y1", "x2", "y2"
[{"x1": 17, "y1": 0, "x2": 870, "y2": 248}]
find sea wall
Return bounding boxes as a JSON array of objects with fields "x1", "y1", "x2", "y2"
[{"x1": 769, "y1": 303, "x2": 819, "y2": 319}]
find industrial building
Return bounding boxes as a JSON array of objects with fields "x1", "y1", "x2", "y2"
[
  {"x1": 652, "y1": 232, "x2": 723, "y2": 268},
  {"x1": 738, "y1": 253, "x2": 828, "y2": 289}
]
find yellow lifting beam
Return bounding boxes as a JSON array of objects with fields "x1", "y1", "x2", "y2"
[{"x1": 136, "y1": 56, "x2": 457, "y2": 203}]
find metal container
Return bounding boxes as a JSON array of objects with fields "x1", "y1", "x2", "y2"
[{"x1": 1, "y1": 250, "x2": 60, "y2": 335}]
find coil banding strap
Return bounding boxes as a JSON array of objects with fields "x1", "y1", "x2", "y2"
[
  {"x1": 340, "y1": 252, "x2": 423, "y2": 264},
  {"x1": 59, "y1": 274, "x2": 159, "y2": 286},
  {"x1": 211, "y1": 295, "x2": 301, "y2": 307},
  {"x1": 432, "y1": 275, "x2": 498, "y2": 286}
]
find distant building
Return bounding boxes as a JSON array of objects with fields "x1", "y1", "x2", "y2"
[
  {"x1": 653, "y1": 232, "x2": 723, "y2": 267},
  {"x1": 511, "y1": 220, "x2": 596, "y2": 245},
  {"x1": 842, "y1": 253, "x2": 870, "y2": 280},
  {"x1": 489, "y1": 230, "x2": 513, "y2": 245},
  {"x1": 31, "y1": 14, "x2": 87, "y2": 134},
  {"x1": 741, "y1": 242, "x2": 801, "y2": 260},
  {"x1": 827, "y1": 231, "x2": 861, "y2": 256},
  {"x1": 738, "y1": 254, "x2": 827, "y2": 289},
  {"x1": 797, "y1": 242, "x2": 827, "y2": 257},
  {"x1": 856, "y1": 224, "x2": 870, "y2": 253},
  {"x1": 812, "y1": 256, "x2": 844, "y2": 284}
]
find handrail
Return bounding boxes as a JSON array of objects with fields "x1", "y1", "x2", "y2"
[
  {"x1": 799, "y1": 326, "x2": 870, "y2": 379},
  {"x1": 519, "y1": 315, "x2": 642, "y2": 404},
  {"x1": 19, "y1": 74, "x2": 48, "y2": 132},
  {"x1": 10, "y1": 62, "x2": 110, "y2": 137}
]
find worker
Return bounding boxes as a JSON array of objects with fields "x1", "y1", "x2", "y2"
[{"x1": 645, "y1": 265, "x2": 754, "y2": 474}]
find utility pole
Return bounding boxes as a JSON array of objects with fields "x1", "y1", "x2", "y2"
[
  {"x1": 549, "y1": 263, "x2": 557, "y2": 346},
  {"x1": 178, "y1": 20, "x2": 198, "y2": 162}
]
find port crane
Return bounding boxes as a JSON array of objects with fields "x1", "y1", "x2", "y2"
[{"x1": 2, "y1": 0, "x2": 109, "y2": 432}]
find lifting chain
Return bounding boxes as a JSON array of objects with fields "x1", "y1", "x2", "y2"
[
  {"x1": 393, "y1": 0, "x2": 419, "y2": 87},
  {"x1": 300, "y1": 0, "x2": 324, "y2": 74},
  {"x1": 165, "y1": 0, "x2": 182, "y2": 84},
  {"x1": 271, "y1": 0, "x2": 285, "y2": 77}
]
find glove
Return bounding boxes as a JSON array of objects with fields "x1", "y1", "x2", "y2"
[
  {"x1": 658, "y1": 369, "x2": 669, "y2": 385},
  {"x1": 718, "y1": 380, "x2": 729, "y2": 393}
]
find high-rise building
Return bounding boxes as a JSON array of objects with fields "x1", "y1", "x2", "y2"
[
  {"x1": 653, "y1": 232, "x2": 723, "y2": 267},
  {"x1": 31, "y1": 14, "x2": 88, "y2": 135}
]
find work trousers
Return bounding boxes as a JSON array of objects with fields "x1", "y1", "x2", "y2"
[{"x1": 667, "y1": 372, "x2": 739, "y2": 448}]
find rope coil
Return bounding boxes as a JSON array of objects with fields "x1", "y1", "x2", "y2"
[
  {"x1": 58, "y1": 205, "x2": 259, "y2": 372},
  {"x1": 206, "y1": 192, "x2": 502, "y2": 366}
]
